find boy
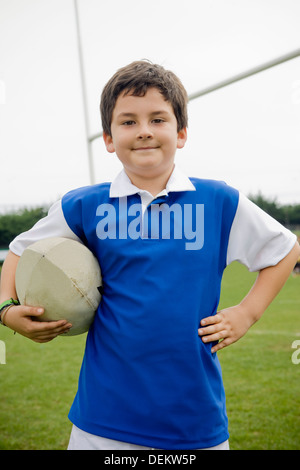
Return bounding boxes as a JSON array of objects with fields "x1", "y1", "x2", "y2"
[{"x1": 1, "y1": 61, "x2": 299, "y2": 450}]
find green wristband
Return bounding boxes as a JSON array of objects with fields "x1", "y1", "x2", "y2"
[{"x1": 0, "y1": 298, "x2": 20, "y2": 314}]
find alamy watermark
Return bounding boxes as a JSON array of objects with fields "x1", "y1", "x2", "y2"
[
  {"x1": 0, "y1": 340, "x2": 6, "y2": 364},
  {"x1": 95, "y1": 198, "x2": 204, "y2": 250},
  {"x1": 291, "y1": 340, "x2": 300, "y2": 365}
]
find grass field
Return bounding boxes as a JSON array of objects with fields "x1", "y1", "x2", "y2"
[{"x1": 0, "y1": 261, "x2": 299, "y2": 450}]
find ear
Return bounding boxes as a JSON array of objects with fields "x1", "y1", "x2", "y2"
[
  {"x1": 103, "y1": 132, "x2": 115, "y2": 153},
  {"x1": 177, "y1": 127, "x2": 187, "y2": 149}
]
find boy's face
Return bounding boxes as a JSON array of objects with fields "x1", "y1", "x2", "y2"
[{"x1": 103, "y1": 87, "x2": 187, "y2": 186}]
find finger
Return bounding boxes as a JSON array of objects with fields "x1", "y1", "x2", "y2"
[
  {"x1": 38, "y1": 322, "x2": 72, "y2": 334},
  {"x1": 31, "y1": 319, "x2": 72, "y2": 331},
  {"x1": 201, "y1": 330, "x2": 226, "y2": 344},
  {"x1": 211, "y1": 338, "x2": 231, "y2": 353},
  {"x1": 200, "y1": 313, "x2": 222, "y2": 327},
  {"x1": 31, "y1": 324, "x2": 72, "y2": 342},
  {"x1": 198, "y1": 324, "x2": 221, "y2": 336},
  {"x1": 23, "y1": 319, "x2": 72, "y2": 341},
  {"x1": 20, "y1": 306, "x2": 71, "y2": 330},
  {"x1": 22, "y1": 306, "x2": 45, "y2": 317}
]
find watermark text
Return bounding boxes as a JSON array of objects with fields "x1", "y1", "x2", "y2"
[
  {"x1": 0, "y1": 340, "x2": 6, "y2": 364},
  {"x1": 96, "y1": 198, "x2": 204, "y2": 251},
  {"x1": 291, "y1": 340, "x2": 300, "y2": 365}
]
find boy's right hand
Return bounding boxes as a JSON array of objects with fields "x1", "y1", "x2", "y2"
[{"x1": 3, "y1": 305, "x2": 72, "y2": 343}]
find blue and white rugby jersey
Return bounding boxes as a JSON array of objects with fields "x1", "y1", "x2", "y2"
[{"x1": 10, "y1": 167, "x2": 296, "y2": 449}]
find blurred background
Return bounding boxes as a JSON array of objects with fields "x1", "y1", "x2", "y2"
[{"x1": 0, "y1": 0, "x2": 299, "y2": 211}]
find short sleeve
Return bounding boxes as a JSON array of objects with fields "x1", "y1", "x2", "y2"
[
  {"x1": 226, "y1": 193, "x2": 297, "y2": 272},
  {"x1": 9, "y1": 200, "x2": 82, "y2": 256}
]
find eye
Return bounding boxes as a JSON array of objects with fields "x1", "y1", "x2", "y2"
[
  {"x1": 122, "y1": 120, "x2": 135, "y2": 126},
  {"x1": 152, "y1": 118, "x2": 165, "y2": 124}
]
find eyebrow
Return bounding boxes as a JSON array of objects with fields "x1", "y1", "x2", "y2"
[{"x1": 116, "y1": 110, "x2": 171, "y2": 119}]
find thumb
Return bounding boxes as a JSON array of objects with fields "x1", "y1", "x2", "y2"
[{"x1": 23, "y1": 305, "x2": 45, "y2": 317}]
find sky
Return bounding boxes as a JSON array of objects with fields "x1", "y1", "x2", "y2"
[{"x1": 0, "y1": 0, "x2": 299, "y2": 212}]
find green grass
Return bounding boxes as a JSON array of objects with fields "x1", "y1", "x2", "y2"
[
  {"x1": 219, "y1": 262, "x2": 300, "y2": 450},
  {"x1": 0, "y1": 262, "x2": 299, "y2": 450},
  {"x1": 0, "y1": 329, "x2": 86, "y2": 450}
]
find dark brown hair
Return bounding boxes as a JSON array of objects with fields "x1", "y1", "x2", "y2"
[{"x1": 100, "y1": 60, "x2": 188, "y2": 136}]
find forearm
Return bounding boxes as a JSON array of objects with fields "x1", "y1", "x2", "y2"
[
  {"x1": 0, "y1": 250, "x2": 71, "y2": 341},
  {"x1": 199, "y1": 241, "x2": 300, "y2": 352},
  {"x1": 239, "y1": 241, "x2": 300, "y2": 325},
  {"x1": 0, "y1": 250, "x2": 20, "y2": 302}
]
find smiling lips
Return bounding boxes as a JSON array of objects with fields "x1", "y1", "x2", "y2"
[{"x1": 133, "y1": 146, "x2": 159, "y2": 151}]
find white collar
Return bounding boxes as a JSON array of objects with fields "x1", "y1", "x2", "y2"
[{"x1": 109, "y1": 166, "x2": 196, "y2": 198}]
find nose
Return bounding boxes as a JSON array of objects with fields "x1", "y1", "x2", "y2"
[{"x1": 137, "y1": 124, "x2": 153, "y2": 140}]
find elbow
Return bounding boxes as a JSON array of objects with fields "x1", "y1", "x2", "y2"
[
  {"x1": 295, "y1": 240, "x2": 300, "y2": 257},
  {"x1": 292, "y1": 240, "x2": 300, "y2": 265}
]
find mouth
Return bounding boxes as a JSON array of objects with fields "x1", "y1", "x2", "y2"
[{"x1": 133, "y1": 146, "x2": 159, "y2": 151}]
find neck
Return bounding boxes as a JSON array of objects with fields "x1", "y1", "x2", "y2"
[{"x1": 125, "y1": 165, "x2": 175, "y2": 197}]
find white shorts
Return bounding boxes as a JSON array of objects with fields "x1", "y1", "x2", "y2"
[{"x1": 67, "y1": 424, "x2": 229, "y2": 450}]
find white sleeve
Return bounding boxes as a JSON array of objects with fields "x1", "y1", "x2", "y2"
[
  {"x1": 9, "y1": 200, "x2": 83, "y2": 256},
  {"x1": 227, "y1": 193, "x2": 297, "y2": 272}
]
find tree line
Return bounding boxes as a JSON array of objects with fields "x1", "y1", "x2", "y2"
[
  {"x1": 248, "y1": 193, "x2": 300, "y2": 227},
  {"x1": 0, "y1": 207, "x2": 48, "y2": 249},
  {"x1": 0, "y1": 194, "x2": 299, "y2": 248}
]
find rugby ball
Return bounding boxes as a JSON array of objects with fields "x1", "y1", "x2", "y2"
[{"x1": 15, "y1": 237, "x2": 102, "y2": 336}]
